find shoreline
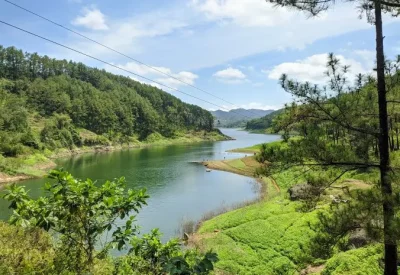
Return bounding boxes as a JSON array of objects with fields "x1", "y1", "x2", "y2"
[
  {"x1": 0, "y1": 131, "x2": 232, "y2": 185},
  {"x1": 200, "y1": 156, "x2": 280, "y2": 196}
]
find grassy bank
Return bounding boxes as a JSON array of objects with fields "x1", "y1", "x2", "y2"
[
  {"x1": 190, "y1": 142, "x2": 382, "y2": 275},
  {"x1": 227, "y1": 140, "x2": 284, "y2": 154},
  {"x1": 0, "y1": 129, "x2": 229, "y2": 184},
  {"x1": 202, "y1": 155, "x2": 280, "y2": 199}
]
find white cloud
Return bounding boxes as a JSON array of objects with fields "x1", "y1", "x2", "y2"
[
  {"x1": 353, "y1": 49, "x2": 375, "y2": 69},
  {"x1": 72, "y1": 7, "x2": 108, "y2": 30},
  {"x1": 267, "y1": 53, "x2": 369, "y2": 84},
  {"x1": 156, "y1": 71, "x2": 198, "y2": 87},
  {"x1": 213, "y1": 67, "x2": 247, "y2": 84},
  {"x1": 53, "y1": 0, "x2": 400, "y2": 74},
  {"x1": 66, "y1": 9, "x2": 188, "y2": 60},
  {"x1": 191, "y1": 0, "x2": 293, "y2": 27},
  {"x1": 159, "y1": 2, "x2": 387, "y2": 71},
  {"x1": 104, "y1": 62, "x2": 198, "y2": 89}
]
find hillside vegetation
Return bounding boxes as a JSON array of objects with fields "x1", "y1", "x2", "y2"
[
  {"x1": 193, "y1": 141, "x2": 384, "y2": 274},
  {"x1": 0, "y1": 46, "x2": 226, "y2": 179},
  {"x1": 245, "y1": 109, "x2": 284, "y2": 133},
  {"x1": 192, "y1": 54, "x2": 400, "y2": 274},
  {"x1": 211, "y1": 109, "x2": 274, "y2": 128}
]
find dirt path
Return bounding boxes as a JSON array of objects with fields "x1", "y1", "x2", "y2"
[{"x1": 269, "y1": 177, "x2": 281, "y2": 192}]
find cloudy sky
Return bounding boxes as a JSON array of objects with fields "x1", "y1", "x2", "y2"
[{"x1": 1, "y1": 0, "x2": 399, "y2": 112}]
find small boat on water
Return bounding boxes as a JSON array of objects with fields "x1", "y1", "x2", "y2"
[{"x1": 206, "y1": 169, "x2": 211, "y2": 172}]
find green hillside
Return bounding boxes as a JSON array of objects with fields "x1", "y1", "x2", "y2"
[
  {"x1": 0, "y1": 46, "x2": 226, "y2": 178},
  {"x1": 211, "y1": 109, "x2": 274, "y2": 128},
  {"x1": 245, "y1": 109, "x2": 284, "y2": 132}
]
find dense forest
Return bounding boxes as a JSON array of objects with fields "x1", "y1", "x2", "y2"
[{"x1": 0, "y1": 46, "x2": 219, "y2": 159}]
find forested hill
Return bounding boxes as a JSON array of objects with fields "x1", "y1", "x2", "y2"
[
  {"x1": 0, "y1": 45, "x2": 218, "y2": 154},
  {"x1": 245, "y1": 109, "x2": 284, "y2": 132},
  {"x1": 211, "y1": 108, "x2": 274, "y2": 128}
]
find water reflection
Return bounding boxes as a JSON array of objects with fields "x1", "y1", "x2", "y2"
[{"x1": 0, "y1": 129, "x2": 281, "y2": 241}]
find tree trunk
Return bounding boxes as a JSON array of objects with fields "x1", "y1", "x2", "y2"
[{"x1": 374, "y1": 1, "x2": 398, "y2": 274}]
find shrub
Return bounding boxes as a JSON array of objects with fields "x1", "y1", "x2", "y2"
[
  {"x1": 0, "y1": 222, "x2": 55, "y2": 274},
  {"x1": 145, "y1": 132, "x2": 164, "y2": 143},
  {"x1": 20, "y1": 131, "x2": 40, "y2": 149},
  {"x1": 40, "y1": 114, "x2": 82, "y2": 149},
  {"x1": 321, "y1": 245, "x2": 383, "y2": 275},
  {"x1": 115, "y1": 229, "x2": 218, "y2": 275},
  {"x1": 83, "y1": 135, "x2": 111, "y2": 146},
  {"x1": 3, "y1": 171, "x2": 218, "y2": 274}
]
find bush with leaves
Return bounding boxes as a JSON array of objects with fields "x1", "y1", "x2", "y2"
[
  {"x1": 40, "y1": 114, "x2": 82, "y2": 149},
  {"x1": 4, "y1": 170, "x2": 218, "y2": 274},
  {"x1": 115, "y1": 228, "x2": 218, "y2": 275},
  {"x1": 0, "y1": 221, "x2": 55, "y2": 274},
  {"x1": 4, "y1": 170, "x2": 148, "y2": 273}
]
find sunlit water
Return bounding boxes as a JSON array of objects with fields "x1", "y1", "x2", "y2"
[{"x1": 0, "y1": 129, "x2": 281, "y2": 241}]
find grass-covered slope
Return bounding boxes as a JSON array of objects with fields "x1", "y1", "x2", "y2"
[
  {"x1": 193, "y1": 176, "x2": 382, "y2": 274},
  {"x1": 196, "y1": 196, "x2": 318, "y2": 274},
  {"x1": 192, "y1": 141, "x2": 383, "y2": 275}
]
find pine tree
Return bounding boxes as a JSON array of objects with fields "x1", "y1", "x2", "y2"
[{"x1": 262, "y1": 1, "x2": 399, "y2": 273}]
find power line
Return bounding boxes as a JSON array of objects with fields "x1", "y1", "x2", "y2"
[
  {"x1": 3, "y1": 0, "x2": 263, "y2": 119},
  {"x1": 0, "y1": 19, "x2": 254, "y2": 119}
]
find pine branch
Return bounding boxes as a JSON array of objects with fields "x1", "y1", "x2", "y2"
[{"x1": 381, "y1": 0, "x2": 400, "y2": 8}]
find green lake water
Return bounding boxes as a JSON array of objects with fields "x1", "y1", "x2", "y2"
[{"x1": 0, "y1": 129, "x2": 280, "y2": 241}]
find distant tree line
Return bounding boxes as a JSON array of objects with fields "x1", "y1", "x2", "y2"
[{"x1": 245, "y1": 109, "x2": 284, "y2": 132}]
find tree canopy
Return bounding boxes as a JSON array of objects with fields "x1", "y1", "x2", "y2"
[{"x1": 0, "y1": 45, "x2": 214, "y2": 148}]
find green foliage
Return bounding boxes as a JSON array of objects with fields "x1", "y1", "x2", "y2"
[
  {"x1": 0, "y1": 131, "x2": 25, "y2": 157},
  {"x1": 4, "y1": 170, "x2": 149, "y2": 273},
  {"x1": 0, "y1": 221, "x2": 55, "y2": 274},
  {"x1": 197, "y1": 192, "x2": 319, "y2": 274},
  {"x1": 145, "y1": 132, "x2": 164, "y2": 143},
  {"x1": 115, "y1": 229, "x2": 218, "y2": 275},
  {"x1": 3, "y1": 170, "x2": 218, "y2": 274},
  {"x1": 211, "y1": 109, "x2": 274, "y2": 128},
  {"x1": 40, "y1": 114, "x2": 82, "y2": 149},
  {"x1": 321, "y1": 245, "x2": 383, "y2": 275},
  {"x1": 0, "y1": 80, "x2": 28, "y2": 132},
  {"x1": 245, "y1": 109, "x2": 284, "y2": 132},
  {"x1": 0, "y1": 46, "x2": 229, "y2": 180},
  {"x1": 252, "y1": 54, "x2": 400, "y2": 273},
  {"x1": 0, "y1": 45, "x2": 215, "y2": 144},
  {"x1": 83, "y1": 135, "x2": 111, "y2": 146},
  {"x1": 310, "y1": 187, "x2": 385, "y2": 259}
]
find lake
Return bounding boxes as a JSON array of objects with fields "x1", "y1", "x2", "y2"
[{"x1": 0, "y1": 129, "x2": 281, "y2": 241}]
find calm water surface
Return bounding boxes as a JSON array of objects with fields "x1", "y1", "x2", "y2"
[{"x1": 0, "y1": 129, "x2": 280, "y2": 241}]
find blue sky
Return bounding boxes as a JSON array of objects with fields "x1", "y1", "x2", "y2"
[{"x1": 1, "y1": 0, "x2": 400, "y2": 112}]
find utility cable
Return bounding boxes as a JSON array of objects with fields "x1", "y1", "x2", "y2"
[
  {"x1": 0, "y1": 19, "x2": 255, "y2": 118},
  {"x1": 3, "y1": 0, "x2": 265, "y2": 119}
]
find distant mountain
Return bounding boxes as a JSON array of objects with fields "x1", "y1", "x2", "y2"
[{"x1": 211, "y1": 108, "x2": 275, "y2": 128}]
